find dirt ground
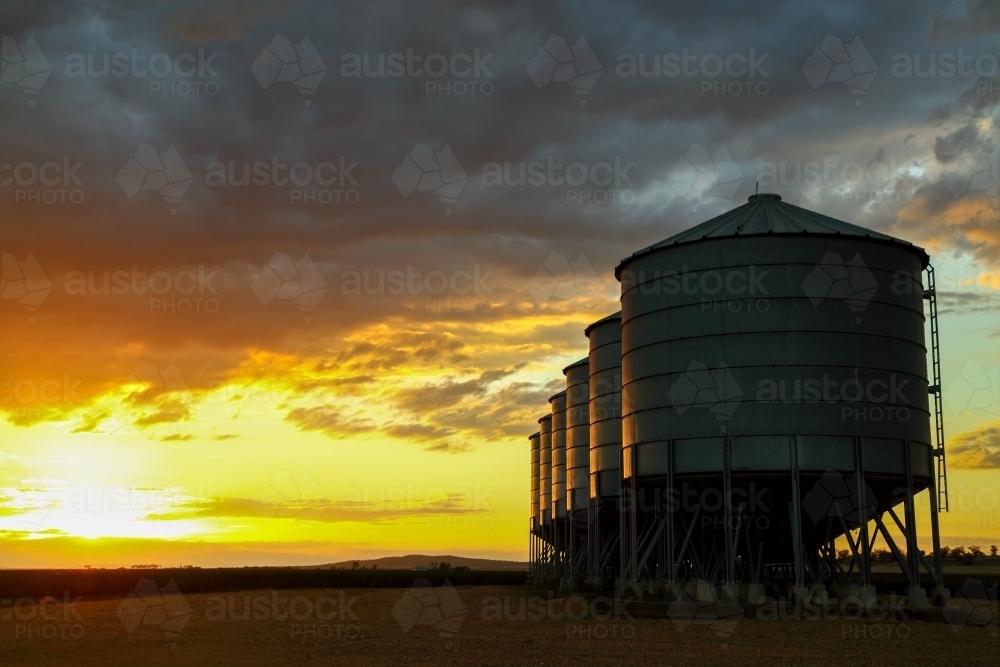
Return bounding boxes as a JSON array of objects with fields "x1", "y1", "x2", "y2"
[{"x1": 0, "y1": 585, "x2": 995, "y2": 666}]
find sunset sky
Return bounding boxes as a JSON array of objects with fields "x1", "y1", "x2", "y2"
[{"x1": 1, "y1": 0, "x2": 999, "y2": 568}]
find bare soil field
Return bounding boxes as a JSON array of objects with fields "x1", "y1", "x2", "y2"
[{"x1": 0, "y1": 585, "x2": 995, "y2": 666}]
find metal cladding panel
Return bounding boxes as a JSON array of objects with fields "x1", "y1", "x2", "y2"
[
  {"x1": 591, "y1": 470, "x2": 621, "y2": 498},
  {"x1": 731, "y1": 436, "x2": 791, "y2": 470},
  {"x1": 589, "y1": 442, "x2": 621, "y2": 484},
  {"x1": 798, "y1": 435, "x2": 855, "y2": 471},
  {"x1": 567, "y1": 441, "x2": 590, "y2": 471},
  {"x1": 623, "y1": 301, "x2": 924, "y2": 351},
  {"x1": 565, "y1": 358, "x2": 590, "y2": 510},
  {"x1": 586, "y1": 311, "x2": 622, "y2": 347},
  {"x1": 568, "y1": 488, "x2": 589, "y2": 513},
  {"x1": 911, "y1": 441, "x2": 932, "y2": 478},
  {"x1": 619, "y1": 232, "x2": 931, "y2": 491},
  {"x1": 627, "y1": 332, "x2": 926, "y2": 377},
  {"x1": 864, "y1": 438, "x2": 906, "y2": 475},
  {"x1": 590, "y1": 417, "x2": 622, "y2": 451},
  {"x1": 538, "y1": 415, "x2": 552, "y2": 525},
  {"x1": 550, "y1": 392, "x2": 568, "y2": 518},
  {"x1": 673, "y1": 438, "x2": 724, "y2": 474},
  {"x1": 530, "y1": 433, "x2": 541, "y2": 522},
  {"x1": 635, "y1": 441, "x2": 667, "y2": 476},
  {"x1": 623, "y1": 366, "x2": 929, "y2": 441},
  {"x1": 588, "y1": 313, "x2": 622, "y2": 498}
]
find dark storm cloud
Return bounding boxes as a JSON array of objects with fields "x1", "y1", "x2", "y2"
[{"x1": 2, "y1": 0, "x2": 999, "y2": 422}]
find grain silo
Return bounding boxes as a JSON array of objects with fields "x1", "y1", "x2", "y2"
[
  {"x1": 549, "y1": 391, "x2": 568, "y2": 580},
  {"x1": 585, "y1": 312, "x2": 624, "y2": 586},
  {"x1": 537, "y1": 414, "x2": 553, "y2": 579},
  {"x1": 564, "y1": 357, "x2": 590, "y2": 586},
  {"x1": 529, "y1": 431, "x2": 541, "y2": 582},
  {"x1": 615, "y1": 194, "x2": 947, "y2": 605}
]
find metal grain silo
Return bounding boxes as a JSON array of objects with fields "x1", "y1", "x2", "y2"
[
  {"x1": 537, "y1": 415, "x2": 552, "y2": 528},
  {"x1": 585, "y1": 312, "x2": 623, "y2": 584},
  {"x1": 550, "y1": 392, "x2": 568, "y2": 520},
  {"x1": 537, "y1": 414, "x2": 553, "y2": 579},
  {"x1": 549, "y1": 391, "x2": 568, "y2": 577},
  {"x1": 564, "y1": 357, "x2": 590, "y2": 583},
  {"x1": 529, "y1": 431, "x2": 541, "y2": 580},
  {"x1": 615, "y1": 194, "x2": 947, "y2": 605}
]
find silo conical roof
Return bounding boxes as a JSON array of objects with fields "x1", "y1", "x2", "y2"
[{"x1": 615, "y1": 194, "x2": 929, "y2": 278}]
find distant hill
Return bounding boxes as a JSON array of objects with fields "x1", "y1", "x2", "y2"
[{"x1": 316, "y1": 554, "x2": 528, "y2": 571}]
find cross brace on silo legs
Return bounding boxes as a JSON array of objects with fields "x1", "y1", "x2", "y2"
[
  {"x1": 628, "y1": 474, "x2": 638, "y2": 583},
  {"x1": 666, "y1": 440, "x2": 676, "y2": 585},
  {"x1": 854, "y1": 436, "x2": 872, "y2": 588}
]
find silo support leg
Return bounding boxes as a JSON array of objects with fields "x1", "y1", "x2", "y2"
[
  {"x1": 903, "y1": 442, "x2": 921, "y2": 587},
  {"x1": 723, "y1": 438, "x2": 735, "y2": 586},
  {"x1": 790, "y1": 436, "x2": 805, "y2": 590},
  {"x1": 629, "y1": 476, "x2": 638, "y2": 583},
  {"x1": 926, "y1": 457, "x2": 946, "y2": 593},
  {"x1": 666, "y1": 441, "x2": 676, "y2": 586}
]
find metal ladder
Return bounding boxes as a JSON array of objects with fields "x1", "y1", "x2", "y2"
[{"x1": 924, "y1": 265, "x2": 949, "y2": 511}]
